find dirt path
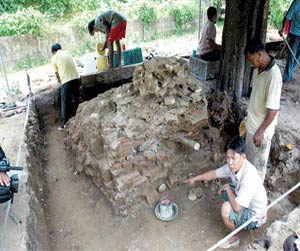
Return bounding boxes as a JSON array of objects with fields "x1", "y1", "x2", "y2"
[{"x1": 43, "y1": 125, "x2": 291, "y2": 251}]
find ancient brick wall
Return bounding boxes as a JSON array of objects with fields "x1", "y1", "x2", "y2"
[{"x1": 65, "y1": 58, "x2": 221, "y2": 215}]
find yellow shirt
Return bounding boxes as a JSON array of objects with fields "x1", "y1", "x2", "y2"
[{"x1": 52, "y1": 50, "x2": 79, "y2": 84}]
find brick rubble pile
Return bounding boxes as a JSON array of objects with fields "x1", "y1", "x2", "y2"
[{"x1": 65, "y1": 57, "x2": 220, "y2": 215}]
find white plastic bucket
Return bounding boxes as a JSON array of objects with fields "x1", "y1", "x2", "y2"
[{"x1": 82, "y1": 53, "x2": 97, "y2": 75}]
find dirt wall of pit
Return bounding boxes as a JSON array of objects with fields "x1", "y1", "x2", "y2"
[{"x1": 25, "y1": 100, "x2": 51, "y2": 250}]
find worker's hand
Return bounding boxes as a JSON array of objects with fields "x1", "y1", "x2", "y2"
[
  {"x1": 253, "y1": 129, "x2": 264, "y2": 147},
  {"x1": 218, "y1": 184, "x2": 229, "y2": 195},
  {"x1": 0, "y1": 172, "x2": 10, "y2": 186},
  {"x1": 183, "y1": 177, "x2": 196, "y2": 186}
]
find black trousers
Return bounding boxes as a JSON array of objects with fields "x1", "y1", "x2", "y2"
[
  {"x1": 60, "y1": 78, "x2": 80, "y2": 128},
  {"x1": 200, "y1": 49, "x2": 222, "y2": 61}
]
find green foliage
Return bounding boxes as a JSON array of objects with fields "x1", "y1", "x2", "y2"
[
  {"x1": 213, "y1": 0, "x2": 222, "y2": 16},
  {"x1": 13, "y1": 54, "x2": 48, "y2": 71},
  {"x1": 0, "y1": 0, "x2": 23, "y2": 14},
  {"x1": 170, "y1": 5, "x2": 195, "y2": 34},
  {"x1": 269, "y1": 0, "x2": 291, "y2": 28},
  {"x1": 70, "y1": 12, "x2": 95, "y2": 39},
  {"x1": 0, "y1": 0, "x2": 98, "y2": 19},
  {"x1": 72, "y1": 41, "x2": 95, "y2": 57},
  {"x1": 137, "y1": 3, "x2": 157, "y2": 27},
  {"x1": 0, "y1": 7, "x2": 46, "y2": 37}
]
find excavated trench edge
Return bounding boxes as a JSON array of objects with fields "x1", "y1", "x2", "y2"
[{"x1": 24, "y1": 77, "x2": 299, "y2": 250}]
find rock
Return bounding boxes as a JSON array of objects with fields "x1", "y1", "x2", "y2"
[
  {"x1": 157, "y1": 183, "x2": 167, "y2": 193},
  {"x1": 188, "y1": 189, "x2": 197, "y2": 201}
]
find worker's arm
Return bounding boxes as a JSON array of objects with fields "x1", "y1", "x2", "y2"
[
  {"x1": 253, "y1": 109, "x2": 278, "y2": 147},
  {"x1": 184, "y1": 170, "x2": 217, "y2": 186},
  {"x1": 224, "y1": 184, "x2": 243, "y2": 212},
  {"x1": 102, "y1": 40, "x2": 108, "y2": 50},
  {"x1": 55, "y1": 72, "x2": 61, "y2": 85},
  {"x1": 208, "y1": 39, "x2": 222, "y2": 50}
]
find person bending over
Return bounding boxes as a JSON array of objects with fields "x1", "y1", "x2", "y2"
[{"x1": 88, "y1": 10, "x2": 127, "y2": 70}]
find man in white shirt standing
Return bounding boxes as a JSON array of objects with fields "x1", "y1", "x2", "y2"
[
  {"x1": 244, "y1": 38, "x2": 282, "y2": 181},
  {"x1": 184, "y1": 136, "x2": 267, "y2": 249},
  {"x1": 198, "y1": 6, "x2": 222, "y2": 61}
]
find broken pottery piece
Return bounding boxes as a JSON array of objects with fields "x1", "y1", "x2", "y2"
[
  {"x1": 188, "y1": 189, "x2": 197, "y2": 201},
  {"x1": 188, "y1": 187, "x2": 203, "y2": 201},
  {"x1": 157, "y1": 183, "x2": 167, "y2": 193}
]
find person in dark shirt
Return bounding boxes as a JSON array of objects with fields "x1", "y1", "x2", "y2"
[{"x1": 88, "y1": 10, "x2": 127, "y2": 70}]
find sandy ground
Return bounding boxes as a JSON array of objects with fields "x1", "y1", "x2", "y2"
[
  {"x1": 43, "y1": 126, "x2": 289, "y2": 251},
  {"x1": 0, "y1": 31, "x2": 299, "y2": 251}
]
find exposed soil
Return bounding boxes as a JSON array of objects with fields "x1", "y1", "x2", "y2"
[
  {"x1": 43, "y1": 126, "x2": 290, "y2": 251},
  {"x1": 1, "y1": 31, "x2": 300, "y2": 251}
]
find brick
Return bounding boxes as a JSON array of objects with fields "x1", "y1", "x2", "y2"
[
  {"x1": 115, "y1": 170, "x2": 141, "y2": 190},
  {"x1": 112, "y1": 161, "x2": 122, "y2": 169},
  {"x1": 143, "y1": 188, "x2": 159, "y2": 206}
]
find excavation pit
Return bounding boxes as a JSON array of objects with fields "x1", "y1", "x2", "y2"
[{"x1": 2, "y1": 57, "x2": 300, "y2": 251}]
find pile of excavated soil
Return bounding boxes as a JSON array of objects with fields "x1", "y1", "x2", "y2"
[{"x1": 64, "y1": 57, "x2": 222, "y2": 215}]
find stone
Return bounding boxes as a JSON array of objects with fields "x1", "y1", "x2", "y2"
[
  {"x1": 164, "y1": 96, "x2": 176, "y2": 106},
  {"x1": 144, "y1": 189, "x2": 159, "y2": 206},
  {"x1": 157, "y1": 183, "x2": 167, "y2": 193}
]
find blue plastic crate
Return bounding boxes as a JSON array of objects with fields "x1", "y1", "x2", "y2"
[{"x1": 122, "y1": 48, "x2": 143, "y2": 66}]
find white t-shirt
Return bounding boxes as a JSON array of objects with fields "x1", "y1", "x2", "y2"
[
  {"x1": 246, "y1": 60, "x2": 282, "y2": 138},
  {"x1": 198, "y1": 20, "x2": 216, "y2": 55},
  {"x1": 216, "y1": 159, "x2": 268, "y2": 226}
]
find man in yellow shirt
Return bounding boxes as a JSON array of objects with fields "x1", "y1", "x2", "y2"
[{"x1": 51, "y1": 43, "x2": 80, "y2": 130}]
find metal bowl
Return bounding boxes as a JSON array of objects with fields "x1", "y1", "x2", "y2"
[{"x1": 154, "y1": 202, "x2": 179, "y2": 222}]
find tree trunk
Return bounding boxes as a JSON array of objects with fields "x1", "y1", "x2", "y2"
[{"x1": 218, "y1": 0, "x2": 269, "y2": 100}]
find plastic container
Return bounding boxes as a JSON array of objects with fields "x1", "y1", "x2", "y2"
[
  {"x1": 82, "y1": 53, "x2": 97, "y2": 75},
  {"x1": 122, "y1": 47, "x2": 143, "y2": 66},
  {"x1": 96, "y1": 42, "x2": 106, "y2": 56},
  {"x1": 96, "y1": 55, "x2": 107, "y2": 72}
]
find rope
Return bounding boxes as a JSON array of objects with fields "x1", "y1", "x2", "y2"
[
  {"x1": 16, "y1": 95, "x2": 31, "y2": 166},
  {"x1": 206, "y1": 180, "x2": 300, "y2": 251}
]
